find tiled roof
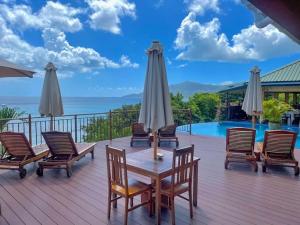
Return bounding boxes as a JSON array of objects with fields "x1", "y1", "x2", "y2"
[
  {"x1": 261, "y1": 60, "x2": 300, "y2": 82},
  {"x1": 220, "y1": 60, "x2": 300, "y2": 92}
]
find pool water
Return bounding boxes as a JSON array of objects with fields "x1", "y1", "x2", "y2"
[{"x1": 191, "y1": 121, "x2": 300, "y2": 148}]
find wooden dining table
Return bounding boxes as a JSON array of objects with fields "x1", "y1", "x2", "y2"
[{"x1": 126, "y1": 148, "x2": 200, "y2": 225}]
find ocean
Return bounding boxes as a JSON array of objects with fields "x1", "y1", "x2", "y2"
[{"x1": 0, "y1": 96, "x2": 141, "y2": 116}]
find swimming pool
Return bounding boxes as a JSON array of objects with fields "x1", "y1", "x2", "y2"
[{"x1": 190, "y1": 121, "x2": 300, "y2": 148}]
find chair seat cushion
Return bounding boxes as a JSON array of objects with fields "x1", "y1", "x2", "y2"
[
  {"x1": 112, "y1": 178, "x2": 151, "y2": 196},
  {"x1": 161, "y1": 177, "x2": 189, "y2": 195}
]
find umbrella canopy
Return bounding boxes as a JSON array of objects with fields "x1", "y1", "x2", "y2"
[
  {"x1": 0, "y1": 59, "x2": 35, "y2": 78},
  {"x1": 139, "y1": 41, "x2": 174, "y2": 133},
  {"x1": 242, "y1": 66, "x2": 263, "y2": 118},
  {"x1": 39, "y1": 62, "x2": 64, "y2": 117}
]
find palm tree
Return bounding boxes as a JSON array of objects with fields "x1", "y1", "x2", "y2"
[
  {"x1": 0, "y1": 107, "x2": 25, "y2": 156},
  {"x1": 0, "y1": 107, "x2": 24, "y2": 131}
]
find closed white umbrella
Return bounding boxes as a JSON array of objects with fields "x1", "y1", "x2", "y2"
[
  {"x1": 39, "y1": 62, "x2": 64, "y2": 130},
  {"x1": 242, "y1": 66, "x2": 263, "y2": 127},
  {"x1": 139, "y1": 41, "x2": 174, "y2": 158},
  {"x1": 0, "y1": 58, "x2": 35, "y2": 78}
]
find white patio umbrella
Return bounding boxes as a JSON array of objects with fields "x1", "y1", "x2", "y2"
[
  {"x1": 242, "y1": 66, "x2": 263, "y2": 128},
  {"x1": 39, "y1": 62, "x2": 64, "y2": 130},
  {"x1": 0, "y1": 59, "x2": 34, "y2": 215},
  {"x1": 0, "y1": 58, "x2": 35, "y2": 78},
  {"x1": 139, "y1": 41, "x2": 174, "y2": 159}
]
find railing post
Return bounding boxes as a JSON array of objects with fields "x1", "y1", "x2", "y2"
[
  {"x1": 74, "y1": 115, "x2": 78, "y2": 143},
  {"x1": 28, "y1": 114, "x2": 32, "y2": 145},
  {"x1": 109, "y1": 110, "x2": 112, "y2": 141},
  {"x1": 189, "y1": 109, "x2": 192, "y2": 135}
]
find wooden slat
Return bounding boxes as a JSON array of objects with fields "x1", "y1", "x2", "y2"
[{"x1": 0, "y1": 134, "x2": 300, "y2": 225}]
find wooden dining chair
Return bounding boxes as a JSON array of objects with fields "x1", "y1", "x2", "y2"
[
  {"x1": 106, "y1": 145, "x2": 152, "y2": 225},
  {"x1": 160, "y1": 145, "x2": 194, "y2": 225}
]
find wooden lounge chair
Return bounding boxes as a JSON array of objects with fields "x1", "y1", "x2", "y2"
[
  {"x1": 225, "y1": 127, "x2": 258, "y2": 172},
  {"x1": 37, "y1": 131, "x2": 95, "y2": 177},
  {"x1": 0, "y1": 132, "x2": 49, "y2": 178},
  {"x1": 260, "y1": 130, "x2": 299, "y2": 176},
  {"x1": 130, "y1": 123, "x2": 151, "y2": 147},
  {"x1": 160, "y1": 145, "x2": 194, "y2": 225},
  {"x1": 106, "y1": 145, "x2": 152, "y2": 225},
  {"x1": 158, "y1": 124, "x2": 179, "y2": 147}
]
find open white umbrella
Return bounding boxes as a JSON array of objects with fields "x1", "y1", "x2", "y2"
[
  {"x1": 139, "y1": 41, "x2": 174, "y2": 159},
  {"x1": 39, "y1": 62, "x2": 64, "y2": 130},
  {"x1": 0, "y1": 58, "x2": 35, "y2": 78},
  {"x1": 242, "y1": 66, "x2": 263, "y2": 127}
]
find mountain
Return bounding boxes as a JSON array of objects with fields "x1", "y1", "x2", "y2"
[
  {"x1": 122, "y1": 81, "x2": 227, "y2": 99},
  {"x1": 169, "y1": 81, "x2": 226, "y2": 98}
]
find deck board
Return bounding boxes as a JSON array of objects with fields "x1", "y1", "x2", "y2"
[{"x1": 1, "y1": 133, "x2": 300, "y2": 225}]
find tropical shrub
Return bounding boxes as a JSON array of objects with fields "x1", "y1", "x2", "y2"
[
  {"x1": 263, "y1": 99, "x2": 291, "y2": 123},
  {"x1": 189, "y1": 93, "x2": 221, "y2": 122}
]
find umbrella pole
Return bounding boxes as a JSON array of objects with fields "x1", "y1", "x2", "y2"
[
  {"x1": 252, "y1": 115, "x2": 256, "y2": 128},
  {"x1": 153, "y1": 131, "x2": 158, "y2": 160},
  {"x1": 50, "y1": 116, "x2": 53, "y2": 131}
]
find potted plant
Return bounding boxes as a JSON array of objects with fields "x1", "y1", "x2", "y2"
[{"x1": 263, "y1": 99, "x2": 292, "y2": 129}]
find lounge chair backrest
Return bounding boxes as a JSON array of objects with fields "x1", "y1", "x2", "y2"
[
  {"x1": 170, "y1": 145, "x2": 194, "y2": 193},
  {"x1": 42, "y1": 131, "x2": 78, "y2": 156},
  {"x1": 0, "y1": 132, "x2": 35, "y2": 157},
  {"x1": 106, "y1": 145, "x2": 129, "y2": 195},
  {"x1": 226, "y1": 127, "x2": 256, "y2": 154},
  {"x1": 132, "y1": 123, "x2": 148, "y2": 136},
  {"x1": 263, "y1": 130, "x2": 296, "y2": 158},
  {"x1": 159, "y1": 124, "x2": 176, "y2": 137}
]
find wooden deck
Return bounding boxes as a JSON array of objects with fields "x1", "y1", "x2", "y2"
[{"x1": 0, "y1": 133, "x2": 300, "y2": 225}]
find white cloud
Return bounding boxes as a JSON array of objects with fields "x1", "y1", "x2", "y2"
[
  {"x1": 0, "y1": 1, "x2": 83, "y2": 32},
  {"x1": 177, "y1": 63, "x2": 187, "y2": 68},
  {"x1": 0, "y1": 16, "x2": 138, "y2": 77},
  {"x1": 166, "y1": 57, "x2": 172, "y2": 65},
  {"x1": 175, "y1": 12, "x2": 300, "y2": 62},
  {"x1": 184, "y1": 0, "x2": 220, "y2": 15},
  {"x1": 154, "y1": 0, "x2": 164, "y2": 9},
  {"x1": 85, "y1": 0, "x2": 136, "y2": 34},
  {"x1": 220, "y1": 81, "x2": 234, "y2": 85},
  {"x1": 119, "y1": 55, "x2": 139, "y2": 68}
]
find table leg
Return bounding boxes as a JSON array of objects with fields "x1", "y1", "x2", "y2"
[
  {"x1": 113, "y1": 193, "x2": 117, "y2": 208},
  {"x1": 193, "y1": 161, "x2": 198, "y2": 207},
  {"x1": 155, "y1": 177, "x2": 161, "y2": 225}
]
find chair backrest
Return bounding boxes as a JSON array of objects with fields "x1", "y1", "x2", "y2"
[
  {"x1": 159, "y1": 124, "x2": 176, "y2": 137},
  {"x1": 106, "y1": 145, "x2": 128, "y2": 195},
  {"x1": 0, "y1": 132, "x2": 34, "y2": 157},
  {"x1": 263, "y1": 130, "x2": 296, "y2": 159},
  {"x1": 42, "y1": 131, "x2": 78, "y2": 157},
  {"x1": 226, "y1": 127, "x2": 256, "y2": 154},
  {"x1": 132, "y1": 123, "x2": 148, "y2": 137},
  {"x1": 170, "y1": 145, "x2": 194, "y2": 193}
]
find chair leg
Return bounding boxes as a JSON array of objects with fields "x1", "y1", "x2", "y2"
[
  {"x1": 108, "y1": 190, "x2": 112, "y2": 219},
  {"x1": 148, "y1": 190, "x2": 153, "y2": 217},
  {"x1": 188, "y1": 187, "x2": 193, "y2": 219},
  {"x1": 130, "y1": 197, "x2": 133, "y2": 207},
  {"x1": 169, "y1": 197, "x2": 175, "y2": 225},
  {"x1": 91, "y1": 150, "x2": 95, "y2": 159},
  {"x1": 113, "y1": 193, "x2": 117, "y2": 208},
  {"x1": 124, "y1": 197, "x2": 129, "y2": 225},
  {"x1": 262, "y1": 160, "x2": 267, "y2": 173}
]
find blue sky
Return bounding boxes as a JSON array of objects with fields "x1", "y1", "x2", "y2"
[{"x1": 0, "y1": 0, "x2": 300, "y2": 97}]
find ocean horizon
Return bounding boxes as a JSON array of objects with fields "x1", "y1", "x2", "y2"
[{"x1": 0, "y1": 96, "x2": 141, "y2": 116}]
